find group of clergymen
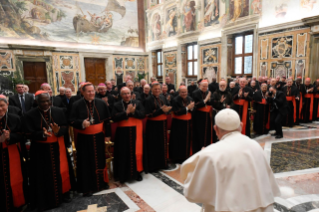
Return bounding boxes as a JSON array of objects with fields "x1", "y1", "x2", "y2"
[{"x1": 1, "y1": 74, "x2": 319, "y2": 212}]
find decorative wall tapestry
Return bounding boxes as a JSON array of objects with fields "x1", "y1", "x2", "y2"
[
  {"x1": 182, "y1": 0, "x2": 196, "y2": 32},
  {"x1": 125, "y1": 58, "x2": 136, "y2": 69},
  {"x1": 114, "y1": 57, "x2": 124, "y2": 69},
  {"x1": 60, "y1": 56, "x2": 73, "y2": 69},
  {"x1": 202, "y1": 48, "x2": 218, "y2": 64},
  {"x1": 260, "y1": 62, "x2": 267, "y2": 76},
  {"x1": 152, "y1": 13, "x2": 162, "y2": 41},
  {"x1": 0, "y1": 0, "x2": 140, "y2": 47},
  {"x1": 137, "y1": 57, "x2": 145, "y2": 70},
  {"x1": 164, "y1": 53, "x2": 177, "y2": 69},
  {"x1": 202, "y1": 66, "x2": 218, "y2": 82},
  {"x1": 165, "y1": 7, "x2": 178, "y2": 37},
  {"x1": 296, "y1": 33, "x2": 307, "y2": 57},
  {"x1": 61, "y1": 71, "x2": 76, "y2": 92},
  {"x1": 0, "y1": 51, "x2": 13, "y2": 71},
  {"x1": 295, "y1": 59, "x2": 305, "y2": 80},
  {"x1": 271, "y1": 61, "x2": 292, "y2": 77},
  {"x1": 271, "y1": 36, "x2": 293, "y2": 58},
  {"x1": 204, "y1": 0, "x2": 219, "y2": 27}
]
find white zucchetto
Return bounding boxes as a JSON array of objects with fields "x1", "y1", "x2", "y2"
[{"x1": 215, "y1": 108, "x2": 240, "y2": 131}]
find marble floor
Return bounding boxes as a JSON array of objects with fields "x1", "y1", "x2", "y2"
[{"x1": 41, "y1": 122, "x2": 319, "y2": 212}]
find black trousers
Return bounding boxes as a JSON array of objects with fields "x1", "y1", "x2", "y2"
[{"x1": 270, "y1": 110, "x2": 283, "y2": 136}]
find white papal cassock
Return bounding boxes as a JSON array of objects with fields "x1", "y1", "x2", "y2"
[{"x1": 181, "y1": 131, "x2": 280, "y2": 212}]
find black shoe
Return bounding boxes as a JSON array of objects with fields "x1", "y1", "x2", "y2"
[
  {"x1": 136, "y1": 174, "x2": 143, "y2": 182},
  {"x1": 83, "y1": 192, "x2": 92, "y2": 197},
  {"x1": 275, "y1": 135, "x2": 283, "y2": 139},
  {"x1": 271, "y1": 133, "x2": 277, "y2": 136},
  {"x1": 63, "y1": 192, "x2": 72, "y2": 203},
  {"x1": 104, "y1": 183, "x2": 109, "y2": 190}
]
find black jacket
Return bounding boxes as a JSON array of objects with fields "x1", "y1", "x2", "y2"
[
  {"x1": 267, "y1": 91, "x2": 288, "y2": 116},
  {"x1": 9, "y1": 93, "x2": 34, "y2": 113}
]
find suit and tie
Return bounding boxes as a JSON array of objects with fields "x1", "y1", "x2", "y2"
[{"x1": 9, "y1": 93, "x2": 34, "y2": 114}]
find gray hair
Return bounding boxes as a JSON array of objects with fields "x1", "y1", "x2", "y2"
[
  {"x1": 59, "y1": 87, "x2": 66, "y2": 91},
  {"x1": 65, "y1": 88, "x2": 72, "y2": 92},
  {"x1": 35, "y1": 93, "x2": 50, "y2": 102}
]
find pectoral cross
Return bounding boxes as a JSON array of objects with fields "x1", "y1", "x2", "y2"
[
  {"x1": 90, "y1": 117, "x2": 94, "y2": 124},
  {"x1": 48, "y1": 126, "x2": 52, "y2": 133}
]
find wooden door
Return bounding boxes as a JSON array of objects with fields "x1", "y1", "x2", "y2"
[
  {"x1": 84, "y1": 58, "x2": 106, "y2": 86},
  {"x1": 23, "y1": 62, "x2": 47, "y2": 93}
]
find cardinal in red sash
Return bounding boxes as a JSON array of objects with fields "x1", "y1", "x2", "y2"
[{"x1": 25, "y1": 91, "x2": 72, "y2": 211}]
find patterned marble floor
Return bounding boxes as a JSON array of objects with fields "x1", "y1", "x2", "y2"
[{"x1": 39, "y1": 123, "x2": 319, "y2": 212}]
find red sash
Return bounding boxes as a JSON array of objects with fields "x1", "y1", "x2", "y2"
[
  {"x1": 148, "y1": 114, "x2": 167, "y2": 121},
  {"x1": 315, "y1": 94, "x2": 319, "y2": 118},
  {"x1": 197, "y1": 105, "x2": 212, "y2": 113},
  {"x1": 286, "y1": 96, "x2": 297, "y2": 123},
  {"x1": 304, "y1": 94, "x2": 314, "y2": 120},
  {"x1": 117, "y1": 118, "x2": 143, "y2": 172},
  {"x1": 2, "y1": 142, "x2": 25, "y2": 207},
  {"x1": 36, "y1": 135, "x2": 71, "y2": 194},
  {"x1": 234, "y1": 99, "x2": 249, "y2": 135},
  {"x1": 73, "y1": 122, "x2": 108, "y2": 182},
  {"x1": 299, "y1": 92, "x2": 303, "y2": 119},
  {"x1": 172, "y1": 112, "x2": 192, "y2": 121},
  {"x1": 255, "y1": 99, "x2": 270, "y2": 130}
]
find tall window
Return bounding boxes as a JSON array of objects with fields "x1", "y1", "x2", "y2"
[
  {"x1": 233, "y1": 32, "x2": 253, "y2": 76},
  {"x1": 155, "y1": 50, "x2": 163, "y2": 78},
  {"x1": 186, "y1": 43, "x2": 198, "y2": 77}
]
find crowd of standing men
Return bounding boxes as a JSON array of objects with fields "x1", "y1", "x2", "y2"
[{"x1": 1, "y1": 74, "x2": 319, "y2": 212}]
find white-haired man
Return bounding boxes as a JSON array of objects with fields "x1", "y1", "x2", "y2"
[
  {"x1": 192, "y1": 80, "x2": 213, "y2": 153},
  {"x1": 233, "y1": 78, "x2": 253, "y2": 137},
  {"x1": 111, "y1": 87, "x2": 145, "y2": 183},
  {"x1": 181, "y1": 109, "x2": 280, "y2": 212}
]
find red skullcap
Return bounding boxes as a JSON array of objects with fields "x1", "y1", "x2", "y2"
[
  {"x1": 179, "y1": 85, "x2": 187, "y2": 89},
  {"x1": 0, "y1": 94, "x2": 6, "y2": 99},
  {"x1": 201, "y1": 80, "x2": 209, "y2": 84},
  {"x1": 35, "y1": 90, "x2": 48, "y2": 96},
  {"x1": 305, "y1": 77, "x2": 311, "y2": 81},
  {"x1": 98, "y1": 83, "x2": 106, "y2": 87}
]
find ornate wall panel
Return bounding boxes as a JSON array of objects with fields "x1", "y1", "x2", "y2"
[
  {"x1": 199, "y1": 44, "x2": 221, "y2": 82},
  {"x1": 52, "y1": 52, "x2": 81, "y2": 94},
  {"x1": 257, "y1": 28, "x2": 311, "y2": 80}
]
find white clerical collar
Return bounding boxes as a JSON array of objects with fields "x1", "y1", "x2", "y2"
[{"x1": 220, "y1": 131, "x2": 241, "y2": 141}]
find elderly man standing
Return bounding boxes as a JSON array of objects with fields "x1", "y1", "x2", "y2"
[
  {"x1": 137, "y1": 79, "x2": 147, "y2": 94},
  {"x1": 112, "y1": 87, "x2": 145, "y2": 183},
  {"x1": 0, "y1": 95, "x2": 28, "y2": 212},
  {"x1": 96, "y1": 83, "x2": 115, "y2": 113},
  {"x1": 181, "y1": 109, "x2": 280, "y2": 212},
  {"x1": 300, "y1": 78, "x2": 314, "y2": 123},
  {"x1": 253, "y1": 83, "x2": 271, "y2": 135},
  {"x1": 192, "y1": 80, "x2": 213, "y2": 153},
  {"x1": 170, "y1": 86, "x2": 194, "y2": 163},
  {"x1": 233, "y1": 78, "x2": 253, "y2": 137},
  {"x1": 187, "y1": 81, "x2": 197, "y2": 97},
  {"x1": 126, "y1": 80, "x2": 141, "y2": 101},
  {"x1": 69, "y1": 83, "x2": 111, "y2": 196},
  {"x1": 57, "y1": 87, "x2": 66, "y2": 101},
  {"x1": 282, "y1": 79, "x2": 299, "y2": 127},
  {"x1": 63, "y1": 88, "x2": 72, "y2": 106},
  {"x1": 9, "y1": 84, "x2": 34, "y2": 114},
  {"x1": 144, "y1": 82, "x2": 172, "y2": 172},
  {"x1": 165, "y1": 76, "x2": 176, "y2": 94}
]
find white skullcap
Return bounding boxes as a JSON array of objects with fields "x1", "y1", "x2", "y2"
[{"x1": 215, "y1": 108, "x2": 240, "y2": 131}]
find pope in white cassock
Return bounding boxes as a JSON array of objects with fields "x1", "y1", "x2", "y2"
[{"x1": 181, "y1": 109, "x2": 281, "y2": 212}]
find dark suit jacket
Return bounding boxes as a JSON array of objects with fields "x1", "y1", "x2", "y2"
[
  {"x1": 9, "y1": 93, "x2": 34, "y2": 113},
  {"x1": 268, "y1": 91, "x2": 288, "y2": 116},
  {"x1": 167, "y1": 83, "x2": 176, "y2": 92},
  {"x1": 8, "y1": 105, "x2": 23, "y2": 117}
]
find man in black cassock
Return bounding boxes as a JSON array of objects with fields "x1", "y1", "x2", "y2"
[
  {"x1": 56, "y1": 87, "x2": 67, "y2": 102},
  {"x1": 136, "y1": 79, "x2": 147, "y2": 94},
  {"x1": 144, "y1": 82, "x2": 172, "y2": 173},
  {"x1": 140, "y1": 84, "x2": 151, "y2": 107},
  {"x1": 294, "y1": 77, "x2": 303, "y2": 124},
  {"x1": 112, "y1": 87, "x2": 145, "y2": 183},
  {"x1": 228, "y1": 81, "x2": 239, "y2": 96},
  {"x1": 127, "y1": 81, "x2": 142, "y2": 101},
  {"x1": 25, "y1": 91, "x2": 72, "y2": 211},
  {"x1": 170, "y1": 86, "x2": 194, "y2": 163},
  {"x1": 161, "y1": 84, "x2": 173, "y2": 105},
  {"x1": 253, "y1": 84, "x2": 270, "y2": 135},
  {"x1": 212, "y1": 80, "x2": 233, "y2": 141},
  {"x1": 233, "y1": 78, "x2": 253, "y2": 137},
  {"x1": 192, "y1": 80, "x2": 212, "y2": 153},
  {"x1": 0, "y1": 95, "x2": 28, "y2": 212},
  {"x1": 96, "y1": 83, "x2": 115, "y2": 113},
  {"x1": 165, "y1": 76, "x2": 176, "y2": 94},
  {"x1": 300, "y1": 78, "x2": 314, "y2": 123},
  {"x1": 268, "y1": 86, "x2": 288, "y2": 139},
  {"x1": 208, "y1": 77, "x2": 219, "y2": 94},
  {"x1": 187, "y1": 81, "x2": 197, "y2": 97},
  {"x1": 69, "y1": 83, "x2": 111, "y2": 196},
  {"x1": 282, "y1": 79, "x2": 299, "y2": 127},
  {"x1": 313, "y1": 80, "x2": 319, "y2": 121}
]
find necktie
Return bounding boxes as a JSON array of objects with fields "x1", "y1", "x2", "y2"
[{"x1": 20, "y1": 95, "x2": 26, "y2": 113}]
